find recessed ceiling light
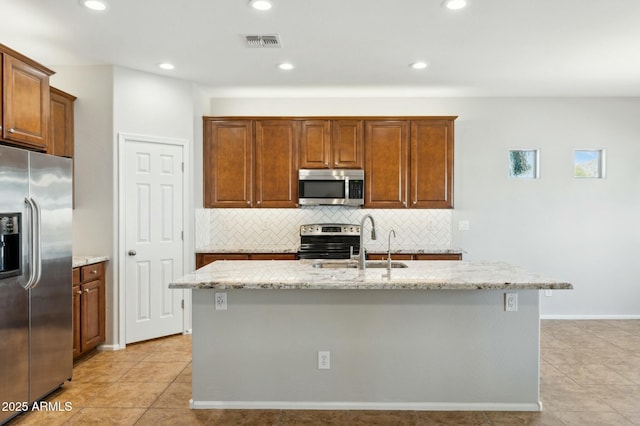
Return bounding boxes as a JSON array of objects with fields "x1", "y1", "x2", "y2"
[
  {"x1": 410, "y1": 62, "x2": 429, "y2": 70},
  {"x1": 249, "y1": 0, "x2": 272, "y2": 11},
  {"x1": 159, "y1": 63, "x2": 175, "y2": 70},
  {"x1": 82, "y1": 0, "x2": 108, "y2": 11},
  {"x1": 278, "y1": 63, "x2": 294, "y2": 71},
  {"x1": 442, "y1": 0, "x2": 467, "y2": 10}
]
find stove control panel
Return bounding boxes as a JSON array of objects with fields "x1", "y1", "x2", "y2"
[{"x1": 300, "y1": 223, "x2": 360, "y2": 236}]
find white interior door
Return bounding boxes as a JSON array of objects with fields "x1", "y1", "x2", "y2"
[{"x1": 124, "y1": 139, "x2": 184, "y2": 344}]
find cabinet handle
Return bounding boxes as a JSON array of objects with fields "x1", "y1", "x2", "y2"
[
  {"x1": 85, "y1": 288, "x2": 90, "y2": 293},
  {"x1": 8, "y1": 128, "x2": 15, "y2": 133},
  {"x1": 128, "y1": 250, "x2": 136, "y2": 256},
  {"x1": 257, "y1": 201, "x2": 261, "y2": 205},
  {"x1": 77, "y1": 290, "x2": 82, "y2": 295},
  {"x1": 91, "y1": 269, "x2": 97, "y2": 274},
  {"x1": 412, "y1": 201, "x2": 417, "y2": 205},
  {"x1": 246, "y1": 201, "x2": 250, "y2": 205}
]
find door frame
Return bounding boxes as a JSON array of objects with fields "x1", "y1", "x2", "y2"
[{"x1": 116, "y1": 132, "x2": 192, "y2": 350}]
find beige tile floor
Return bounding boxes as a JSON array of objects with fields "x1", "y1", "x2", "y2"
[{"x1": 6, "y1": 320, "x2": 640, "y2": 425}]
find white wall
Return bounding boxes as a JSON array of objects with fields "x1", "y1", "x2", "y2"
[
  {"x1": 50, "y1": 65, "x2": 117, "y2": 341},
  {"x1": 50, "y1": 66, "x2": 114, "y2": 259},
  {"x1": 204, "y1": 97, "x2": 640, "y2": 318},
  {"x1": 51, "y1": 66, "x2": 200, "y2": 345}
]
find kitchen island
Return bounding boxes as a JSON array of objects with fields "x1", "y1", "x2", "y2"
[{"x1": 170, "y1": 260, "x2": 572, "y2": 412}]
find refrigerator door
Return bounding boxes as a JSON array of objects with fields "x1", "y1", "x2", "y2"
[
  {"x1": 0, "y1": 146, "x2": 30, "y2": 424},
  {"x1": 28, "y1": 152, "x2": 73, "y2": 402}
]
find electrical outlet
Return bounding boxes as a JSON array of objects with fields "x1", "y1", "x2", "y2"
[
  {"x1": 215, "y1": 292, "x2": 227, "y2": 310},
  {"x1": 505, "y1": 293, "x2": 518, "y2": 312},
  {"x1": 458, "y1": 220, "x2": 470, "y2": 231},
  {"x1": 545, "y1": 290, "x2": 553, "y2": 297},
  {"x1": 318, "y1": 351, "x2": 330, "y2": 369}
]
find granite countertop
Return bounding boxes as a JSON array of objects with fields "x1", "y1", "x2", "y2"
[
  {"x1": 195, "y1": 246, "x2": 465, "y2": 255},
  {"x1": 72, "y1": 256, "x2": 110, "y2": 268},
  {"x1": 196, "y1": 246, "x2": 299, "y2": 254},
  {"x1": 170, "y1": 260, "x2": 572, "y2": 291}
]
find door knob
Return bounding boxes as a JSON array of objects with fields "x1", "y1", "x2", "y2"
[{"x1": 128, "y1": 250, "x2": 137, "y2": 256}]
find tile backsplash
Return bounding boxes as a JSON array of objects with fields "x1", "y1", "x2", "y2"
[{"x1": 195, "y1": 207, "x2": 452, "y2": 252}]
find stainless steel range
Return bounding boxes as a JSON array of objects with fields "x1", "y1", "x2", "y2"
[{"x1": 297, "y1": 224, "x2": 360, "y2": 260}]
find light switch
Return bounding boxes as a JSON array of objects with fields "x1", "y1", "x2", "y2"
[{"x1": 458, "y1": 220, "x2": 470, "y2": 231}]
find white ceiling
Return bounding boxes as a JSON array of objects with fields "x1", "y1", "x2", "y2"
[{"x1": 2, "y1": 0, "x2": 640, "y2": 97}]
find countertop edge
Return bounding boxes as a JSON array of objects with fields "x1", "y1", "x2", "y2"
[
  {"x1": 170, "y1": 282, "x2": 573, "y2": 290},
  {"x1": 169, "y1": 260, "x2": 572, "y2": 291},
  {"x1": 72, "y1": 256, "x2": 110, "y2": 268},
  {"x1": 195, "y1": 247, "x2": 465, "y2": 255}
]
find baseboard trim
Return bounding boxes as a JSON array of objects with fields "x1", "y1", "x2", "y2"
[
  {"x1": 189, "y1": 400, "x2": 541, "y2": 412},
  {"x1": 97, "y1": 344, "x2": 123, "y2": 352},
  {"x1": 541, "y1": 315, "x2": 640, "y2": 320}
]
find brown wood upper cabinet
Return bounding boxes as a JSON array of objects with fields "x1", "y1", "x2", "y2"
[
  {"x1": 410, "y1": 120, "x2": 454, "y2": 208},
  {"x1": 299, "y1": 120, "x2": 363, "y2": 169},
  {"x1": 204, "y1": 120, "x2": 253, "y2": 208},
  {"x1": 364, "y1": 120, "x2": 410, "y2": 208},
  {"x1": 49, "y1": 87, "x2": 76, "y2": 158},
  {"x1": 0, "y1": 44, "x2": 54, "y2": 151},
  {"x1": 204, "y1": 118, "x2": 299, "y2": 208},
  {"x1": 204, "y1": 116, "x2": 454, "y2": 209},
  {"x1": 365, "y1": 118, "x2": 455, "y2": 209},
  {"x1": 255, "y1": 120, "x2": 299, "y2": 208}
]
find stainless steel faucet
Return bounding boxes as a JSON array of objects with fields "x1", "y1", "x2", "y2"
[
  {"x1": 358, "y1": 214, "x2": 377, "y2": 270},
  {"x1": 387, "y1": 229, "x2": 397, "y2": 270}
]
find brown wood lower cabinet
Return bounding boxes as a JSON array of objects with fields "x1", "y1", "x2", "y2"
[
  {"x1": 72, "y1": 262, "x2": 106, "y2": 360},
  {"x1": 196, "y1": 253, "x2": 297, "y2": 269},
  {"x1": 367, "y1": 253, "x2": 462, "y2": 261},
  {"x1": 196, "y1": 252, "x2": 460, "y2": 269}
]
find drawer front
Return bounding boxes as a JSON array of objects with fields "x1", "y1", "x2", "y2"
[
  {"x1": 80, "y1": 262, "x2": 104, "y2": 281},
  {"x1": 72, "y1": 268, "x2": 81, "y2": 285}
]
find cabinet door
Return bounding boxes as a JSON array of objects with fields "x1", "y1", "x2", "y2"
[
  {"x1": 49, "y1": 87, "x2": 75, "y2": 157},
  {"x1": 248, "y1": 253, "x2": 297, "y2": 260},
  {"x1": 255, "y1": 120, "x2": 299, "y2": 208},
  {"x1": 364, "y1": 120, "x2": 409, "y2": 208},
  {"x1": 204, "y1": 120, "x2": 253, "y2": 208},
  {"x1": 80, "y1": 279, "x2": 105, "y2": 352},
  {"x1": 414, "y1": 253, "x2": 461, "y2": 261},
  {"x1": 2, "y1": 54, "x2": 50, "y2": 150},
  {"x1": 196, "y1": 253, "x2": 249, "y2": 268},
  {"x1": 299, "y1": 120, "x2": 331, "y2": 169},
  {"x1": 72, "y1": 284, "x2": 81, "y2": 359},
  {"x1": 410, "y1": 120, "x2": 454, "y2": 208},
  {"x1": 332, "y1": 120, "x2": 363, "y2": 169}
]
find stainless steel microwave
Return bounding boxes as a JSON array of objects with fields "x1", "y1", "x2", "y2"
[{"x1": 298, "y1": 169, "x2": 364, "y2": 206}]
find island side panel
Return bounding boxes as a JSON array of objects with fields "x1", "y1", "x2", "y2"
[{"x1": 192, "y1": 289, "x2": 540, "y2": 410}]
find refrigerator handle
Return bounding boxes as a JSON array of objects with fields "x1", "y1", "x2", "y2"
[
  {"x1": 31, "y1": 198, "x2": 43, "y2": 287},
  {"x1": 24, "y1": 198, "x2": 42, "y2": 289}
]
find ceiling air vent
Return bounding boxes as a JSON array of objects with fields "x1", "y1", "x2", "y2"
[{"x1": 244, "y1": 35, "x2": 281, "y2": 48}]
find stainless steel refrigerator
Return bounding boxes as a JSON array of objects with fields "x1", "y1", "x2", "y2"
[{"x1": 0, "y1": 145, "x2": 72, "y2": 424}]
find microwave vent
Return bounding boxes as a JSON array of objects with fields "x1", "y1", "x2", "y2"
[{"x1": 244, "y1": 35, "x2": 281, "y2": 48}]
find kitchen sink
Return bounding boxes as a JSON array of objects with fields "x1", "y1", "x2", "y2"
[{"x1": 312, "y1": 261, "x2": 408, "y2": 269}]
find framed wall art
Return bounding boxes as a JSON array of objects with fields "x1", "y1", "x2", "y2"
[
  {"x1": 574, "y1": 149, "x2": 606, "y2": 179},
  {"x1": 509, "y1": 149, "x2": 539, "y2": 179}
]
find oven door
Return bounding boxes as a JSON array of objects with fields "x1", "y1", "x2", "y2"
[{"x1": 297, "y1": 236, "x2": 360, "y2": 260}]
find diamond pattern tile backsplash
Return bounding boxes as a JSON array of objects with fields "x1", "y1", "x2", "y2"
[{"x1": 195, "y1": 207, "x2": 452, "y2": 251}]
